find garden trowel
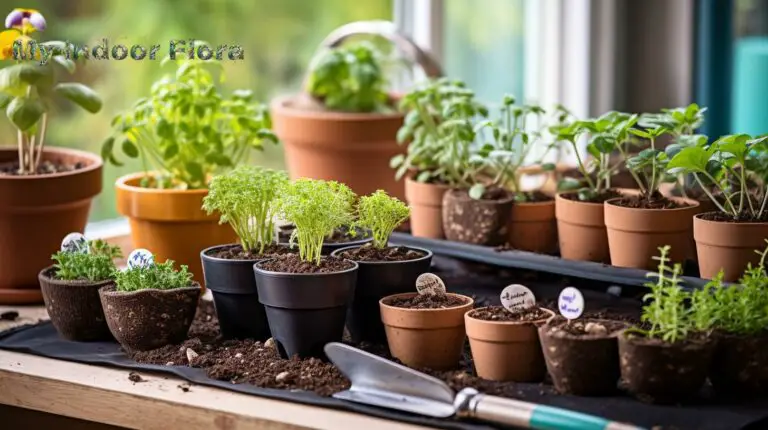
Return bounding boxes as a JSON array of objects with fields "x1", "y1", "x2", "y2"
[{"x1": 325, "y1": 343, "x2": 645, "y2": 430}]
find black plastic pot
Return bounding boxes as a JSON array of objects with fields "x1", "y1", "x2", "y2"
[
  {"x1": 253, "y1": 259, "x2": 358, "y2": 359},
  {"x1": 200, "y1": 244, "x2": 276, "y2": 341},
  {"x1": 278, "y1": 224, "x2": 373, "y2": 255},
  {"x1": 330, "y1": 245, "x2": 433, "y2": 343}
]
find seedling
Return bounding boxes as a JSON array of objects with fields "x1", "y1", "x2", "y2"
[
  {"x1": 102, "y1": 57, "x2": 277, "y2": 189},
  {"x1": 51, "y1": 239, "x2": 122, "y2": 282},
  {"x1": 625, "y1": 124, "x2": 676, "y2": 201},
  {"x1": 277, "y1": 179, "x2": 356, "y2": 265},
  {"x1": 356, "y1": 190, "x2": 410, "y2": 249},
  {"x1": 114, "y1": 258, "x2": 193, "y2": 292},
  {"x1": 202, "y1": 166, "x2": 288, "y2": 254}
]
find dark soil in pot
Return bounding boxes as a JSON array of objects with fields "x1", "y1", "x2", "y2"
[
  {"x1": 442, "y1": 188, "x2": 514, "y2": 246},
  {"x1": 331, "y1": 244, "x2": 432, "y2": 343},
  {"x1": 539, "y1": 317, "x2": 627, "y2": 395},
  {"x1": 611, "y1": 192, "x2": 691, "y2": 210},
  {"x1": 253, "y1": 254, "x2": 358, "y2": 359},
  {"x1": 38, "y1": 266, "x2": 113, "y2": 341},
  {"x1": 0, "y1": 160, "x2": 86, "y2": 175},
  {"x1": 710, "y1": 332, "x2": 768, "y2": 397},
  {"x1": 99, "y1": 284, "x2": 201, "y2": 352},
  {"x1": 201, "y1": 244, "x2": 294, "y2": 341},
  {"x1": 277, "y1": 224, "x2": 372, "y2": 255}
]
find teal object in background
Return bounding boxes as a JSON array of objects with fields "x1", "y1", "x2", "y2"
[{"x1": 732, "y1": 37, "x2": 768, "y2": 135}]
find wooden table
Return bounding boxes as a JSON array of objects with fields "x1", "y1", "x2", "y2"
[{"x1": 0, "y1": 305, "x2": 434, "y2": 430}]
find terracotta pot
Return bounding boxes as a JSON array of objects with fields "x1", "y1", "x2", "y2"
[
  {"x1": 405, "y1": 177, "x2": 450, "y2": 239},
  {"x1": 116, "y1": 172, "x2": 237, "y2": 285},
  {"x1": 38, "y1": 266, "x2": 113, "y2": 341},
  {"x1": 272, "y1": 95, "x2": 406, "y2": 200},
  {"x1": 466, "y1": 307, "x2": 554, "y2": 382},
  {"x1": 379, "y1": 292, "x2": 473, "y2": 370},
  {"x1": 693, "y1": 213, "x2": 768, "y2": 281},
  {"x1": 710, "y1": 332, "x2": 768, "y2": 397},
  {"x1": 555, "y1": 192, "x2": 609, "y2": 263},
  {"x1": 507, "y1": 199, "x2": 557, "y2": 254},
  {"x1": 660, "y1": 183, "x2": 718, "y2": 262},
  {"x1": 442, "y1": 189, "x2": 513, "y2": 246},
  {"x1": 0, "y1": 147, "x2": 102, "y2": 305},
  {"x1": 604, "y1": 197, "x2": 699, "y2": 270}
]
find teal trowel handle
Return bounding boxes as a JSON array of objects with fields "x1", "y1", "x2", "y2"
[{"x1": 454, "y1": 388, "x2": 646, "y2": 430}]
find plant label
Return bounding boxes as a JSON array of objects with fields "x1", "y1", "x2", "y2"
[
  {"x1": 416, "y1": 273, "x2": 446, "y2": 296},
  {"x1": 127, "y1": 249, "x2": 154, "y2": 269},
  {"x1": 558, "y1": 287, "x2": 585, "y2": 320},
  {"x1": 61, "y1": 232, "x2": 88, "y2": 254},
  {"x1": 500, "y1": 284, "x2": 536, "y2": 312}
]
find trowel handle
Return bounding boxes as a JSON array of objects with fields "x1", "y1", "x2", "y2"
[{"x1": 454, "y1": 388, "x2": 646, "y2": 430}]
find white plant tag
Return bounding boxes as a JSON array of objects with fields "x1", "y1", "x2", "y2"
[
  {"x1": 558, "y1": 287, "x2": 585, "y2": 320},
  {"x1": 61, "y1": 232, "x2": 88, "y2": 254},
  {"x1": 500, "y1": 284, "x2": 536, "y2": 312},
  {"x1": 127, "y1": 249, "x2": 154, "y2": 269},
  {"x1": 415, "y1": 273, "x2": 446, "y2": 296}
]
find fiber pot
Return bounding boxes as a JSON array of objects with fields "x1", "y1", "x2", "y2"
[
  {"x1": 0, "y1": 147, "x2": 102, "y2": 305},
  {"x1": 442, "y1": 189, "x2": 514, "y2": 246},
  {"x1": 507, "y1": 199, "x2": 557, "y2": 254},
  {"x1": 465, "y1": 307, "x2": 553, "y2": 382},
  {"x1": 539, "y1": 318, "x2": 626, "y2": 395},
  {"x1": 38, "y1": 266, "x2": 113, "y2": 341},
  {"x1": 272, "y1": 95, "x2": 406, "y2": 201},
  {"x1": 555, "y1": 192, "x2": 610, "y2": 263},
  {"x1": 693, "y1": 213, "x2": 768, "y2": 281},
  {"x1": 604, "y1": 197, "x2": 699, "y2": 270},
  {"x1": 709, "y1": 332, "x2": 768, "y2": 397},
  {"x1": 253, "y1": 259, "x2": 358, "y2": 359},
  {"x1": 330, "y1": 245, "x2": 433, "y2": 343},
  {"x1": 379, "y1": 292, "x2": 473, "y2": 370},
  {"x1": 405, "y1": 177, "x2": 450, "y2": 239},
  {"x1": 99, "y1": 283, "x2": 201, "y2": 352},
  {"x1": 618, "y1": 332, "x2": 714, "y2": 404},
  {"x1": 116, "y1": 172, "x2": 237, "y2": 286}
]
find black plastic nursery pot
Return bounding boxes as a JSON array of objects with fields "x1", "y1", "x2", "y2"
[
  {"x1": 330, "y1": 245, "x2": 433, "y2": 343},
  {"x1": 253, "y1": 259, "x2": 358, "y2": 359},
  {"x1": 710, "y1": 332, "x2": 768, "y2": 397},
  {"x1": 278, "y1": 224, "x2": 373, "y2": 255}
]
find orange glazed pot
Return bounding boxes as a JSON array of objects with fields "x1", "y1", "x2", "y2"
[
  {"x1": 271, "y1": 95, "x2": 406, "y2": 201},
  {"x1": 693, "y1": 213, "x2": 768, "y2": 281},
  {"x1": 0, "y1": 147, "x2": 102, "y2": 305},
  {"x1": 555, "y1": 192, "x2": 610, "y2": 263},
  {"x1": 405, "y1": 177, "x2": 450, "y2": 239},
  {"x1": 508, "y1": 200, "x2": 557, "y2": 254},
  {"x1": 116, "y1": 173, "x2": 236, "y2": 285}
]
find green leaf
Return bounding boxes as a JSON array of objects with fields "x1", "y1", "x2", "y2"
[
  {"x1": 205, "y1": 152, "x2": 233, "y2": 166},
  {"x1": 54, "y1": 83, "x2": 102, "y2": 113},
  {"x1": 468, "y1": 183, "x2": 486, "y2": 200},
  {"x1": 52, "y1": 56, "x2": 76, "y2": 74},
  {"x1": 667, "y1": 146, "x2": 712, "y2": 174},
  {"x1": 122, "y1": 140, "x2": 139, "y2": 158},
  {"x1": 185, "y1": 161, "x2": 205, "y2": 184},
  {"x1": 390, "y1": 154, "x2": 405, "y2": 168},
  {"x1": 156, "y1": 118, "x2": 174, "y2": 139},
  {"x1": 163, "y1": 142, "x2": 179, "y2": 158},
  {"x1": 540, "y1": 163, "x2": 556, "y2": 172},
  {"x1": 629, "y1": 128, "x2": 651, "y2": 139},
  {"x1": 416, "y1": 171, "x2": 431, "y2": 183},
  {"x1": 6, "y1": 97, "x2": 44, "y2": 131},
  {"x1": 101, "y1": 137, "x2": 115, "y2": 161},
  {"x1": 0, "y1": 93, "x2": 11, "y2": 110},
  {"x1": 557, "y1": 178, "x2": 583, "y2": 192}
]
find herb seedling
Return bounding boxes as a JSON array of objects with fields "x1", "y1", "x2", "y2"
[
  {"x1": 51, "y1": 240, "x2": 122, "y2": 282},
  {"x1": 625, "y1": 124, "x2": 676, "y2": 201},
  {"x1": 114, "y1": 259, "x2": 193, "y2": 292},
  {"x1": 102, "y1": 58, "x2": 277, "y2": 189},
  {"x1": 202, "y1": 166, "x2": 288, "y2": 254},
  {"x1": 356, "y1": 190, "x2": 410, "y2": 249}
]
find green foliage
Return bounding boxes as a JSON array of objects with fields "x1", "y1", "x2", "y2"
[
  {"x1": 202, "y1": 166, "x2": 288, "y2": 254},
  {"x1": 114, "y1": 259, "x2": 193, "y2": 292},
  {"x1": 277, "y1": 179, "x2": 356, "y2": 264},
  {"x1": 102, "y1": 58, "x2": 278, "y2": 189},
  {"x1": 51, "y1": 240, "x2": 122, "y2": 282},
  {"x1": 625, "y1": 125, "x2": 675, "y2": 199},
  {"x1": 306, "y1": 41, "x2": 390, "y2": 113},
  {"x1": 357, "y1": 190, "x2": 410, "y2": 248}
]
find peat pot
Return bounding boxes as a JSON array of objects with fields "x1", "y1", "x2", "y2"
[{"x1": 442, "y1": 189, "x2": 514, "y2": 246}]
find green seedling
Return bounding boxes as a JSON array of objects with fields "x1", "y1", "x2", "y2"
[
  {"x1": 114, "y1": 258, "x2": 193, "y2": 292},
  {"x1": 51, "y1": 239, "x2": 122, "y2": 282},
  {"x1": 625, "y1": 123, "x2": 676, "y2": 201},
  {"x1": 357, "y1": 190, "x2": 410, "y2": 249}
]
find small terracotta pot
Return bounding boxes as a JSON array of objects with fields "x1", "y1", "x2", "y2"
[
  {"x1": 507, "y1": 199, "x2": 557, "y2": 254},
  {"x1": 555, "y1": 192, "x2": 609, "y2": 263},
  {"x1": 405, "y1": 177, "x2": 450, "y2": 239},
  {"x1": 38, "y1": 266, "x2": 113, "y2": 341},
  {"x1": 442, "y1": 189, "x2": 513, "y2": 246},
  {"x1": 693, "y1": 213, "x2": 768, "y2": 281},
  {"x1": 0, "y1": 147, "x2": 102, "y2": 304},
  {"x1": 380, "y1": 292, "x2": 473, "y2": 370},
  {"x1": 604, "y1": 197, "x2": 699, "y2": 270},
  {"x1": 271, "y1": 95, "x2": 406, "y2": 201},
  {"x1": 710, "y1": 332, "x2": 768, "y2": 397},
  {"x1": 465, "y1": 307, "x2": 554, "y2": 382},
  {"x1": 99, "y1": 284, "x2": 201, "y2": 352},
  {"x1": 116, "y1": 173, "x2": 237, "y2": 286}
]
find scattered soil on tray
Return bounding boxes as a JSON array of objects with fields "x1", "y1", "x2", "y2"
[
  {"x1": 278, "y1": 224, "x2": 370, "y2": 244},
  {"x1": 560, "y1": 189, "x2": 622, "y2": 203},
  {"x1": 0, "y1": 311, "x2": 19, "y2": 321},
  {"x1": 699, "y1": 211, "x2": 768, "y2": 223},
  {"x1": 337, "y1": 244, "x2": 426, "y2": 262},
  {"x1": 469, "y1": 306, "x2": 550, "y2": 322},
  {"x1": 127, "y1": 372, "x2": 145, "y2": 383},
  {"x1": 513, "y1": 191, "x2": 553, "y2": 203},
  {"x1": 206, "y1": 244, "x2": 294, "y2": 260},
  {"x1": 383, "y1": 293, "x2": 469, "y2": 309},
  {"x1": 0, "y1": 160, "x2": 85, "y2": 175},
  {"x1": 612, "y1": 192, "x2": 689, "y2": 209},
  {"x1": 544, "y1": 318, "x2": 627, "y2": 337},
  {"x1": 255, "y1": 254, "x2": 355, "y2": 274}
]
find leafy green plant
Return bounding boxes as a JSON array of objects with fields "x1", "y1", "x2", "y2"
[
  {"x1": 102, "y1": 57, "x2": 277, "y2": 189},
  {"x1": 114, "y1": 259, "x2": 193, "y2": 292},
  {"x1": 202, "y1": 166, "x2": 288, "y2": 254},
  {"x1": 277, "y1": 178, "x2": 356, "y2": 264},
  {"x1": 357, "y1": 190, "x2": 410, "y2": 248},
  {"x1": 624, "y1": 123, "x2": 676, "y2": 201},
  {"x1": 51, "y1": 239, "x2": 122, "y2": 282},
  {"x1": 306, "y1": 41, "x2": 390, "y2": 113},
  {"x1": 1, "y1": 9, "x2": 102, "y2": 175}
]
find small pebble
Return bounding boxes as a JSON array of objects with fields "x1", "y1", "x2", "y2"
[
  {"x1": 584, "y1": 322, "x2": 607, "y2": 335},
  {"x1": 275, "y1": 371, "x2": 291, "y2": 382},
  {"x1": 186, "y1": 348, "x2": 199, "y2": 364},
  {"x1": 264, "y1": 338, "x2": 275, "y2": 349},
  {"x1": 234, "y1": 353, "x2": 242, "y2": 358},
  {"x1": 166, "y1": 361, "x2": 175, "y2": 366}
]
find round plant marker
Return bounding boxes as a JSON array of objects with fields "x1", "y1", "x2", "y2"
[
  {"x1": 61, "y1": 232, "x2": 88, "y2": 254},
  {"x1": 127, "y1": 248, "x2": 154, "y2": 269},
  {"x1": 558, "y1": 286, "x2": 585, "y2": 320},
  {"x1": 500, "y1": 284, "x2": 536, "y2": 312},
  {"x1": 415, "y1": 273, "x2": 446, "y2": 296}
]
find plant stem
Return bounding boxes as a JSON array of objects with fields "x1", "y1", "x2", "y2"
[
  {"x1": 693, "y1": 173, "x2": 729, "y2": 215},
  {"x1": 758, "y1": 189, "x2": 767, "y2": 219},
  {"x1": 702, "y1": 170, "x2": 737, "y2": 215},
  {"x1": 33, "y1": 114, "x2": 48, "y2": 172},
  {"x1": 572, "y1": 140, "x2": 596, "y2": 190},
  {"x1": 616, "y1": 144, "x2": 646, "y2": 194},
  {"x1": 17, "y1": 130, "x2": 24, "y2": 174}
]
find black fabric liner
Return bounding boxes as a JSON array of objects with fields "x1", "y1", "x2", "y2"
[{"x1": 2, "y1": 255, "x2": 767, "y2": 430}]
